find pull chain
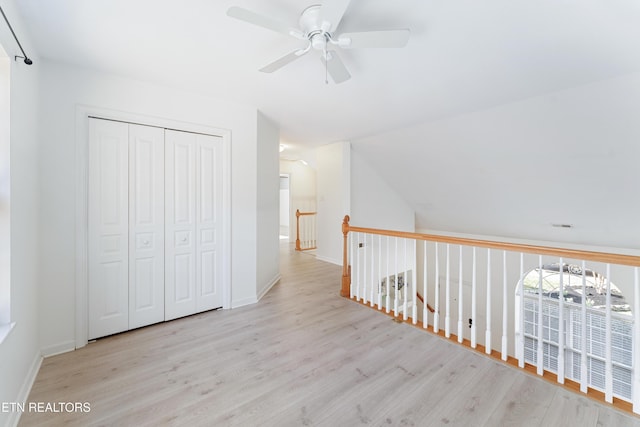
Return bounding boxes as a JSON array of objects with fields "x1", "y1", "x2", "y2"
[{"x1": 324, "y1": 46, "x2": 329, "y2": 84}]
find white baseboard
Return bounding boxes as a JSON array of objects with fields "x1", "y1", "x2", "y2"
[
  {"x1": 231, "y1": 296, "x2": 258, "y2": 309},
  {"x1": 7, "y1": 351, "x2": 43, "y2": 427},
  {"x1": 315, "y1": 255, "x2": 342, "y2": 266},
  {"x1": 41, "y1": 340, "x2": 76, "y2": 358},
  {"x1": 257, "y1": 274, "x2": 281, "y2": 301}
]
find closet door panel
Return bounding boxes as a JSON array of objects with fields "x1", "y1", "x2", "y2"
[
  {"x1": 128, "y1": 124, "x2": 165, "y2": 329},
  {"x1": 88, "y1": 118, "x2": 129, "y2": 339},
  {"x1": 196, "y1": 135, "x2": 223, "y2": 311},
  {"x1": 165, "y1": 130, "x2": 197, "y2": 320}
]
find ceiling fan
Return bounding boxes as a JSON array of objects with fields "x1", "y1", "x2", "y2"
[{"x1": 227, "y1": 1, "x2": 410, "y2": 84}]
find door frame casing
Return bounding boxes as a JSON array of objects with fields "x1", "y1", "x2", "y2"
[{"x1": 75, "y1": 105, "x2": 232, "y2": 349}]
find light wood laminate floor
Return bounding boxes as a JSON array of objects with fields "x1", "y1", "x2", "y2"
[{"x1": 20, "y1": 243, "x2": 640, "y2": 426}]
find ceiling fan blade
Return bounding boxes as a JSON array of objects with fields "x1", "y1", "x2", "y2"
[
  {"x1": 337, "y1": 29, "x2": 411, "y2": 49},
  {"x1": 318, "y1": 0, "x2": 351, "y2": 32},
  {"x1": 260, "y1": 49, "x2": 308, "y2": 73},
  {"x1": 321, "y1": 51, "x2": 351, "y2": 84},
  {"x1": 227, "y1": 6, "x2": 303, "y2": 39}
]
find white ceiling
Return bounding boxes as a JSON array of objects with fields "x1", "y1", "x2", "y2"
[
  {"x1": 13, "y1": 0, "x2": 640, "y2": 248},
  {"x1": 15, "y1": 0, "x2": 640, "y2": 146}
]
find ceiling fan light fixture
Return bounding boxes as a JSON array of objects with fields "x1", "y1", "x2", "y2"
[
  {"x1": 311, "y1": 32, "x2": 327, "y2": 50},
  {"x1": 227, "y1": 0, "x2": 411, "y2": 84}
]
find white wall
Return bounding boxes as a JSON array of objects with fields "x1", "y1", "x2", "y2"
[
  {"x1": 0, "y1": 2, "x2": 41, "y2": 425},
  {"x1": 352, "y1": 72, "x2": 640, "y2": 250},
  {"x1": 279, "y1": 159, "x2": 316, "y2": 241},
  {"x1": 37, "y1": 59, "x2": 262, "y2": 353},
  {"x1": 0, "y1": 46, "x2": 9, "y2": 324},
  {"x1": 316, "y1": 142, "x2": 350, "y2": 265},
  {"x1": 256, "y1": 112, "x2": 280, "y2": 300},
  {"x1": 351, "y1": 147, "x2": 415, "y2": 232}
]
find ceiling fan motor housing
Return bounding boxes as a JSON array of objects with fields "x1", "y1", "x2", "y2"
[{"x1": 300, "y1": 5, "x2": 333, "y2": 49}]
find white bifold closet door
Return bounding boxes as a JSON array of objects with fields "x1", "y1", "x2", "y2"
[
  {"x1": 88, "y1": 119, "x2": 223, "y2": 339},
  {"x1": 128, "y1": 124, "x2": 165, "y2": 329},
  {"x1": 88, "y1": 119, "x2": 130, "y2": 339},
  {"x1": 89, "y1": 119, "x2": 165, "y2": 339},
  {"x1": 164, "y1": 130, "x2": 223, "y2": 320}
]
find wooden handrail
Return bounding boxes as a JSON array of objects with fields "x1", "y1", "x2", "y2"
[
  {"x1": 342, "y1": 216, "x2": 640, "y2": 267},
  {"x1": 296, "y1": 209, "x2": 318, "y2": 251},
  {"x1": 416, "y1": 292, "x2": 435, "y2": 313}
]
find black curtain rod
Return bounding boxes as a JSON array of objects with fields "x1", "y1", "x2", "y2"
[{"x1": 0, "y1": 4, "x2": 32, "y2": 65}]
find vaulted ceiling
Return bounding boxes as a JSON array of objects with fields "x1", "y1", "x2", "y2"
[
  {"x1": 16, "y1": 0, "x2": 640, "y2": 144},
  {"x1": 13, "y1": 0, "x2": 640, "y2": 248}
]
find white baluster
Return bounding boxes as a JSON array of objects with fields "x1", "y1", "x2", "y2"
[
  {"x1": 357, "y1": 233, "x2": 364, "y2": 301},
  {"x1": 423, "y1": 241, "x2": 428, "y2": 329},
  {"x1": 394, "y1": 237, "x2": 399, "y2": 317},
  {"x1": 355, "y1": 233, "x2": 360, "y2": 301},
  {"x1": 633, "y1": 267, "x2": 640, "y2": 414},
  {"x1": 349, "y1": 232, "x2": 354, "y2": 298},
  {"x1": 580, "y1": 260, "x2": 588, "y2": 393},
  {"x1": 458, "y1": 245, "x2": 464, "y2": 344},
  {"x1": 434, "y1": 242, "x2": 440, "y2": 333},
  {"x1": 537, "y1": 255, "x2": 544, "y2": 376},
  {"x1": 370, "y1": 235, "x2": 375, "y2": 307},
  {"x1": 403, "y1": 239, "x2": 408, "y2": 321},
  {"x1": 378, "y1": 235, "x2": 382, "y2": 310},
  {"x1": 362, "y1": 234, "x2": 367, "y2": 304},
  {"x1": 413, "y1": 239, "x2": 418, "y2": 324},
  {"x1": 386, "y1": 236, "x2": 390, "y2": 314},
  {"x1": 605, "y1": 263, "x2": 613, "y2": 403},
  {"x1": 312, "y1": 215, "x2": 316, "y2": 247},
  {"x1": 486, "y1": 249, "x2": 492, "y2": 355},
  {"x1": 471, "y1": 247, "x2": 477, "y2": 348},
  {"x1": 558, "y1": 257, "x2": 565, "y2": 384},
  {"x1": 484, "y1": 249, "x2": 491, "y2": 354},
  {"x1": 518, "y1": 253, "x2": 524, "y2": 368},
  {"x1": 303, "y1": 216, "x2": 307, "y2": 249},
  {"x1": 502, "y1": 250, "x2": 508, "y2": 361},
  {"x1": 445, "y1": 244, "x2": 451, "y2": 338}
]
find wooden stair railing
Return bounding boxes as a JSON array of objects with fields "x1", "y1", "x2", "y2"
[
  {"x1": 341, "y1": 215, "x2": 640, "y2": 298},
  {"x1": 340, "y1": 215, "x2": 640, "y2": 415},
  {"x1": 296, "y1": 209, "x2": 317, "y2": 251}
]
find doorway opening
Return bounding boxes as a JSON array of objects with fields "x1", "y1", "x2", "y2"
[{"x1": 279, "y1": 174, "x2": 290, "y2": 240}]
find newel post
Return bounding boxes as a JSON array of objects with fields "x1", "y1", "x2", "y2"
[
  {"x1": 341, "y1": 215, "x2": 351, "y2": 297},
  {"x1": 295, "y1": 209, "x2": 301, "y2": 251}
]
